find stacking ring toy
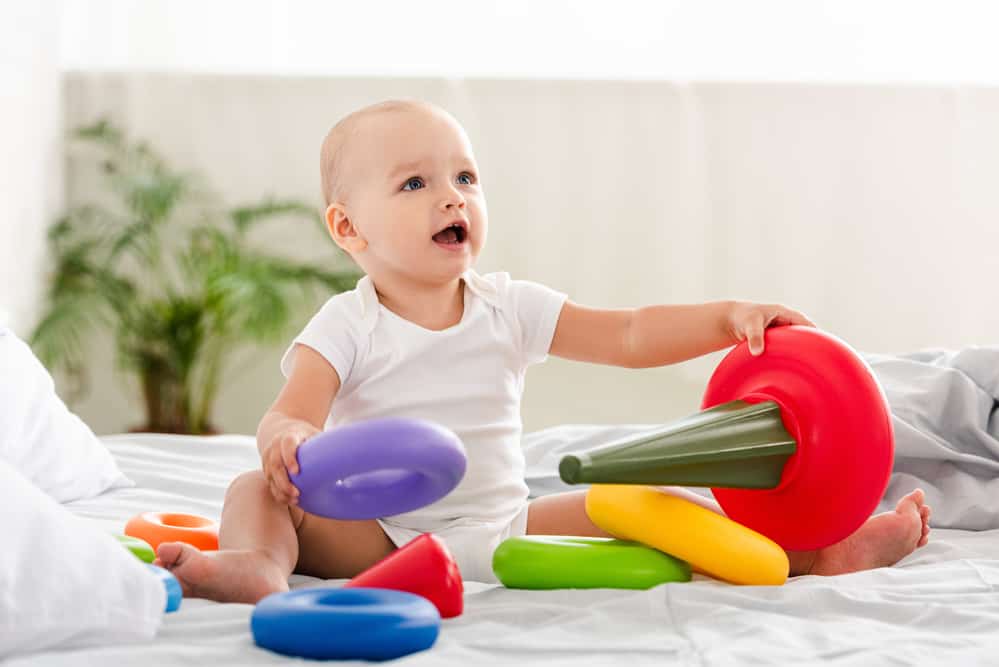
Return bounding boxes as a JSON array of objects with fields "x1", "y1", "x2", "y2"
[
  {"x1": 124, "y1": 512, "x2": 219, "y2": 551},
  {"x1": 251, "y1": 588, "x2": 440, "y2": 661},
  {"x1": 560, "y1": 326, "x2": 894, "y2": 551},
  {"x1": 146, "y1": 564, "x2": 182, "y2": 613},
  {"x1": 585, "y1": 485, "x2": 789, "y2": 586},
  {"x1": 116, "y1": 534, "x2": 155, "y2": 563},
  {"x1": 492, "y1": 535, "x2": 691, "y2": 589},
  {"x1": 290, "y1": 418, "x2": 467, "y2": 520}
]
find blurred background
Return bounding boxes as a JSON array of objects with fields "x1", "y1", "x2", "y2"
[{"x1": 3, "y1": 0, "x2": 998, "y2": 436}]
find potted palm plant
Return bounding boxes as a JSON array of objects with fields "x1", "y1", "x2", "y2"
[{"x1": 31, "y1": 119, "x2": 359, "y2": 434}]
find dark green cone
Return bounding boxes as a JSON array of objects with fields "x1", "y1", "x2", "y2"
[{"x1": 559, "y1": 400, "x2": 796, "y2": 489}]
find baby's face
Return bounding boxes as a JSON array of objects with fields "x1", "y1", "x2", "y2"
[{"x1": 335, "y1": 108, "x2": 486, "y2": 287}]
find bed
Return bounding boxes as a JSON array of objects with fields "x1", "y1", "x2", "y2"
[{"x1": 7, "y1": 417, "x2": 999, "y2": 667}]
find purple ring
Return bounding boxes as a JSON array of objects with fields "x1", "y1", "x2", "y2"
[{"x1": 289, "y1": 417, "x2": 467, "y2": 520}]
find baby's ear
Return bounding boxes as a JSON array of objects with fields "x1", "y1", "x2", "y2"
[{"x1": 325, "y1": 202, "x2": 367, "y2": 254}]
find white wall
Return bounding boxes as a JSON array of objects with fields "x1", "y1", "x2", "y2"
[
  {"x1": 60, "y1": 73, "x2": 999, "y2": 435},
  {"x1": 60, "y1": 0, "x2": 999, "y2": 84},
  {"x1": 0, "y1": 2, "x2": 63, "y2": 334}
]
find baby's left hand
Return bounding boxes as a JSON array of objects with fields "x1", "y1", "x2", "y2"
[{"x1": 726, "y1": 302, "x2": 815, "y2": 356}]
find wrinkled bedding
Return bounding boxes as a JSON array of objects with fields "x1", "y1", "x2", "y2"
[
  {"x1": 6, "y1": 431, "x2": 996, "y2": 665},
  {"x1": 12, "y1": 345, "x2": 999, "y2": 665}
]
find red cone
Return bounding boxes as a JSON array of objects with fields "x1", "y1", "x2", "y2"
[{"x1": 345, "y1": 533, "x2": 464, "y2": 618}]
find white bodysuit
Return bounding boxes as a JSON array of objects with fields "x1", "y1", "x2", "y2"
[{"x1": 280, "y1": 269, "x2": 567, "y2": 582}]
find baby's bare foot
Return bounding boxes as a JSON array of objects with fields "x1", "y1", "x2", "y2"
[
  {"x1": 154, "y1": 542, "x2": 289, "y2": 604},
  {"x1": 808, "y1": 488, "x2": 932, "y2": 576}
]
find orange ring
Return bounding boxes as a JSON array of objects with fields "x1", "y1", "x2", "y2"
[{"x1": 124, "y1": 511, "x2": 219, "y2": 551}]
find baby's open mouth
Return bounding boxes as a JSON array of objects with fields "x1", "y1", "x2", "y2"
[{"x1": 432, "y1": 223, "x2": 467, "y2": 245}]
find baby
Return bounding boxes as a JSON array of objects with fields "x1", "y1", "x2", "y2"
[{"x1": 155, "y1": 99, "x2": 931, "y2": 602}]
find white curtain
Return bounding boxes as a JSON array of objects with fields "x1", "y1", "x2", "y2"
[
  {"x1": 60, "y1": 0, "x2": 999, "y2": 84},
  {"x1": 0, "y1": 1, "x2": 63, "y2": 334}
]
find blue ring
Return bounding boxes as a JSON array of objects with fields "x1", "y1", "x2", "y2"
[
  {"x1": 251, "y1": 588, "x2": 441, "y2": 661},
  {"x1": 146, "y1": 564, "x2": 182, "y2": 613}
]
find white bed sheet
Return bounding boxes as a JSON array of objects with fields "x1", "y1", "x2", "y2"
[{"x1": 8, "y1": 432, "x2": 999, "y2": 666}]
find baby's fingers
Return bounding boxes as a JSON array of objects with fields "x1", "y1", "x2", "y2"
[
  {"x1": 280, "y1": 438, "x2": 304, "y2": 504},
  {"x1": 772, "y1": 307, "x2": 816, "y2": 328},
  {"x1": 267, "y1": 475, "x2": 291, "y2": 505},
  {"x1": 280, "y1": 435, "x2": 303, "y2": 477},
  {"x1": 268, "y1": 467, "x2": 298, "y2": 505},
  {"x1": 266, "y1": 449, "x2": 299, "y2": 505},
  {"x1": 744, "y1": 314, "x2": 766, "y2": 356}
]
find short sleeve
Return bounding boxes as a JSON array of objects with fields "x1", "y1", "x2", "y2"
[
  {"x1": 279, "y1": 292, "x2": 362, "y2": 386},
  {"x1": 506, "y1": 279, "x2": 568, "y2": 367}
]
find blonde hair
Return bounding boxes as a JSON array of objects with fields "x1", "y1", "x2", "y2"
[{"x1": 319, "y1": 98, "x2": 443, "y2": 206}]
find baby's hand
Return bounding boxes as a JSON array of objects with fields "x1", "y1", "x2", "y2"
[
  {"x1": 726, "y1": 302, "x2": 815, "y2": 356},
  {"x1": 262, "y1": 423, "x2": 319, "y2": 506}
]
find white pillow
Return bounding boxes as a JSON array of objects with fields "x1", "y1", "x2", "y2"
[
  {"x1": 0, "y1": 327, "x2": 130, "y2": 502},
  {"x1": 0, "y1": 456, "x2": 165, "y2": 657}
]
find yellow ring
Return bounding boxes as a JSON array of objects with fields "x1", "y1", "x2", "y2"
[{"x1": 585, "y1": 485, "x2": 789, "y2": 585}]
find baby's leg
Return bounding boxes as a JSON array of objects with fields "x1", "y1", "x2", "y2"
[
  {"x1": 292, "y1": 502, "x2": 396, "y2": 580},
  {"x1": 155, "y1": 470, "x2": 394, "y2": 603},
  {"x1": 526, "y1": 486, "x2": 722, "y2": 537}
]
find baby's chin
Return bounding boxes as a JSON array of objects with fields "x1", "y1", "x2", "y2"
[{"x1": 367, "y1": 259, "x2": 477, "y2": 287}]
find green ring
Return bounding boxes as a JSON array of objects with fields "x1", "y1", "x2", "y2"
[
  {"x1": 492, "y1": 536, "x2": 691, "y2": 590},
  {"x1": 115, "y1": 533, "x2": 156, "y2": 563}
]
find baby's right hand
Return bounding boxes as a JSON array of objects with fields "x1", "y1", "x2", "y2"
[{"x1": 262, "y1": 424, "x2": 319, "y2": 506}]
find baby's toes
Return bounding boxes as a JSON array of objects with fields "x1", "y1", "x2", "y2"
[
  {"x1": 918, "y1": 509, "x2": 931, "y2": 547},
  {"x1": 895, "y1": 488, "x2": 924, "y2": 515},
  {"x1": 155, "y1": 542, "x2": 184, "y2": 569}
]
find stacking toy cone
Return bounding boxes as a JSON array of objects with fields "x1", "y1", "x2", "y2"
[
  {"x1": 559, "y1": 326, "x2": 894, "y2": 552},
  {"x1": 559, "y1": 400, "x2": 795, "y2": 489},
  {"x1": 345, "y1": 533, "x2": 464, "y2": 618}
]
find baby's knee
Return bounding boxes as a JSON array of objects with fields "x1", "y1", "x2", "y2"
[
  {"x1": 224, "y1": 469, "x2": 305, "y2": 527},
  {"x1": 224, "y1": 469, "x2": 269, "y2": 502}
]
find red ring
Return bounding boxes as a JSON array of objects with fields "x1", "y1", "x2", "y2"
[{"x1": 702, "y1": 326, "x2": 894, "y2": 551}]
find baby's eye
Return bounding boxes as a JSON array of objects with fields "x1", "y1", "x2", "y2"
[
  {"x1": 457, "y1": 172, "x2": 476, "y2": 185},
  {"x1": 402, "y1": 177, "x2": 424, "y2": 191}
]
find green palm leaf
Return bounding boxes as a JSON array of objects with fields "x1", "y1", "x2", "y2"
[{"x1": 32, "y1": 119, "x2": 359, "y2": 434}]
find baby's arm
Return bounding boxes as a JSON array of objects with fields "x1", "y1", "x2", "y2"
[
  {"x1": 549, "y1": 300, "x2": 814, "y2": 368},
  {"x1": 257, "y1": 343, "x2": 341, "y2": 505}
]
